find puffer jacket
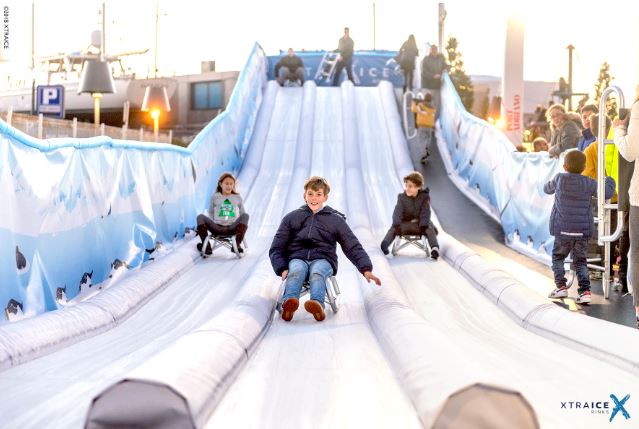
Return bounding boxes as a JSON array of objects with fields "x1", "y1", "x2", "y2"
[
  {"x1": 544, "y1": 172, "x2": 615, "y2": 239},
  {"x1": 392, "y1": 189, "x2": 431, "y2": 228},
  {"x1": 269, "y1": 205, "x2": 372, "y2": 276}
]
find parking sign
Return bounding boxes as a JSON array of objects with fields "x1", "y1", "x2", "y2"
[{"x1": 36, "y1": 85, "x2": 65, "y2": 118}]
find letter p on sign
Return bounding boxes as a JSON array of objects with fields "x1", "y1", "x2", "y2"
[{"x1": 42, "y1": 88, "x2": 58, "y2": 104}]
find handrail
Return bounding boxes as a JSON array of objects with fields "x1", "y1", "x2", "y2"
[
  {"x1": 597, "y1": 86, "x2": 624, "y2": 242},
  {"x1": 597, "y1": 85, "x2": 625, "y2": 298},
  {"x1": 402, "y1": 90, "x2": 417, "y2": 140}
]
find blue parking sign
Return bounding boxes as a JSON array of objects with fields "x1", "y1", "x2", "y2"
[{"x1": 36, "y1": 85, "x2": 65, "y2": 118}]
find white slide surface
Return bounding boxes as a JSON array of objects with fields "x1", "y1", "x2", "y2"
[{"x1": 0, "y1": 82, "x2": 637, "y2": 429}]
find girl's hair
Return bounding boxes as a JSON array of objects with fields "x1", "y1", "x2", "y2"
[
  {"x1": 406, "y1": 34, "x2": 417, "y2": 50},
  {"x1": 216, "y1": 172, "x2": 238, "y2": 194}
]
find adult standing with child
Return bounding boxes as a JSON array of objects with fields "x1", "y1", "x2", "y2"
[{"x1": 613, "y1": 94, "x2": 639, "y2": 329}]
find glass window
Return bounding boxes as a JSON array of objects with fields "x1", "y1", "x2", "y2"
[{"x1": 191, "y1": 81, "x2": 224, "y2": 110}]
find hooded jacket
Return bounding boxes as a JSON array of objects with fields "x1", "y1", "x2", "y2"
[
  {"x1": 392, "y1": 188, "x2": 432, "y2": 228},
  {"x1": 269, "y1": 205, "x2": 372, "y2": 276},
  {"x1": 544, "y1": 172, "x2": 615, "y2": 239}
]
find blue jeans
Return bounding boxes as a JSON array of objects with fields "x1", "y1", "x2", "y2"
[
  {"x1": 551, "y1": 238, "x2": 589, "y2": 294},
  {"x1": 282, "y1": 259, "x2": 333, "y2": 306}
]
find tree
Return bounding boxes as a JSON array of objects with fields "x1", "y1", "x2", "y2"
[
  {"x1": 594, "y1": 62, "x2": 617, "y2": 118},
  {"x1": 445, "y1": 37, "x2": 474, "y2": 111}
]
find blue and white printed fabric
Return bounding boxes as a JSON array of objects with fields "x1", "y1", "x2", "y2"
[
  {"x1": 437, "y1": 73, "x2": 563, "y2": 263},
  {"x1": 0, "y1": 43, "x2": 267, "y2": 322}
]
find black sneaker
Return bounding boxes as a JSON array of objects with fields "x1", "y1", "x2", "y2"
[
  {"x1": 380, "y1": 243, "x2": 389, "y2": 255},
  {"x1": 636, "y1": 317, "x2": 639, "y2": 330},
  {"x1": 197, "y1": 242, "x2": 212, "y2": 255},
  {"x1": 430, "y1": 246, "x2": 439, "y2": 260}
]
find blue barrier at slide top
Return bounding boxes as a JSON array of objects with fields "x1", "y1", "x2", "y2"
[
  {"x1": 0, "y1": 43, "x2": 268, "y2": 322},
  {"x1": 437, "y1": 73, "x2": 563, "y2": 264},
  {"x1": 267, "y1": 50, "x2": 404, "y2": 87}
]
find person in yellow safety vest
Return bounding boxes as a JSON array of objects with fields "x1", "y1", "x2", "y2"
[
  {"x1": 411, "y1": 92, "x2": 436, "y2": 164},
  {"x1": 582, "y1": 113, "x2": 618, "y2": 201}
]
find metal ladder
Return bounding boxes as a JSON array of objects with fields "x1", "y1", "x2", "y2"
[{"x1": 313, "y1": 51, "x2": 340, "y2": 84}]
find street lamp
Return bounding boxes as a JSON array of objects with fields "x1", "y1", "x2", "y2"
[
  {"x1": 140, "y1": 0, "x2": 171, "y2": 143},
  {"x1": 77, "y1": 59, "x2": 116, "y2": 128},
  {"x1": 141, "y1": 85, "x2": 170, "y2": 142},
  {"x1": 77, "y1": 3, "x2": 114, "y2": 129}
]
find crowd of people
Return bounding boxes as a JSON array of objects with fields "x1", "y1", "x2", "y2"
[{"x1": 530, "y1": 94, "x2": 639, "y2": 328}]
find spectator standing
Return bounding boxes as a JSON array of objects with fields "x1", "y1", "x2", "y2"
[
  {"x1": 613, "y1": 97, "x2": 639, "y2": 329},
  {"x1": 420, "y1": 45, "x2": 448, "y2": 118},
  {"x1": 577, "y1": 104, "x2": 598, "y2": 151},
  {"x1": 397, "y1": 35, "x2": 419, "y2": 93},
  {"x1": 547, "y1": 104, "x2": 581, "y2": 158}
]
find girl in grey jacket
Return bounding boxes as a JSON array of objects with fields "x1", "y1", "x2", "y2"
[{"x1": 196, "y1": 172, "x2": 249, "y2": 254}]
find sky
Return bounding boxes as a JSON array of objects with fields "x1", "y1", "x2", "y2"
[{"x1": 1, "y1": 0, "x2": 639, "y2": 104}]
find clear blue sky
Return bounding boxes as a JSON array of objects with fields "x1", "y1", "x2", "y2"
[{"x1": 2, "y1": 0, "x2": 638, "y2": 101}]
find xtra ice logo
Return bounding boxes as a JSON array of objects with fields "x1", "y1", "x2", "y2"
[{"x1": 610, "y1": 394, "x2": 631, "y2": 422}]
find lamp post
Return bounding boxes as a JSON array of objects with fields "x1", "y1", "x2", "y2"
[
  {"x1": 141, "y1": 0, "x2": 171, "y2": 142},
  {"x1": 77, "y1": 3, "x2": 115, "y2": 129},
  {"x1": 78, "y1": 60, "x2": 116, "y2": 129}
]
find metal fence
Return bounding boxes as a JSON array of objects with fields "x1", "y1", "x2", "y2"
[{"x1": 0, "y1": 110, "x2": 175, "y2": 144}]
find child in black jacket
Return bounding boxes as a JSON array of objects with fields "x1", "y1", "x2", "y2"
[
  {"x1": 380, "y1": 171, "x2": 440, "y2": 259},
  {"x1": 269, "y1": 176, "x2": 381, "y2": 322}
]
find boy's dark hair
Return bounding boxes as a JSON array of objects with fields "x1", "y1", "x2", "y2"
[
  {"x1": 580, "y1": 104, "x2": 598, "y2": 115},
  {"x1": 590, "y1": 113, "x2": 611, "y2": 139},
  {"x1": 564, "y1": 150, "x2": 586, "y2": 174},
  {"x1": 403, "y1": 171, "x2": 424, "y2": 188},
  {"x1": 216, "y1": 172, "x2": 238, "y2": 194},
  {"x1": 304, "y1": 176, "x2": 331, "y2": 194}
]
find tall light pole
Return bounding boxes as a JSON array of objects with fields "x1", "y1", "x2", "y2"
[
  {"x1": 78, "y1": 3, "x2": 115, "y2": 128},
  {"x1": 31, "y1": 2, "x2": 35, "y2": 115},
  {"x1": 372, "y1": 2, "x2": 376, "y2": 50},
  {"x1": 438, "y1": 3, "x2": 446, "y2": 52},
  {"x1": 142, "y1": 0, "x2": 170, "y2": 142},
  {"x1": 567, "y1": 44, "x2": 575, "y2": 111},
  {"x1": 154, "y1": 0, "x2": 159, "y2": 78}
]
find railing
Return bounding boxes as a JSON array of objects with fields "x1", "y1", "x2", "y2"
[
  {"x1": 597, "y1": 86, "x2": 625, "y2": 298},
  {"x1": 0, "y1": 110, "x2": 172, "y2": 143}
]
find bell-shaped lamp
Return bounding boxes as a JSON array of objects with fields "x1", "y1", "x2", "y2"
[
  {"x1": 142, "y1": 85, "x2": 171, "y2": 142},
  {"x1": 141, "y1": 86, "x2": 171, "y2": 112},
  {"x1": 78, "y1": 60, "x2": 116, "y2": 127}
]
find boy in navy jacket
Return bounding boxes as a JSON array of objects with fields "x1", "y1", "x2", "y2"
[
  {"x1": 380, "y1": 171, "x2": 440, "y2": 259},
  {"x1": 544, "y1": 150, "x2": 615, "y2": 304},
  {"x1": 269, "y1": 176, "x2": 381, "y2": 322}
]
